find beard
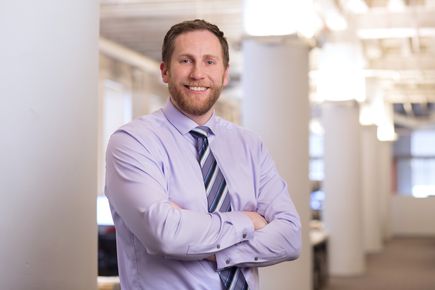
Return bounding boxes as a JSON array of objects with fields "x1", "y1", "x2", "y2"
[{"x1": 168, "y1": 82, "x2": 223, "y2": 116}]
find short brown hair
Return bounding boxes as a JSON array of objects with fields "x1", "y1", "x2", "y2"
[{"x1": 162, "y1": 19, "x2": 229, "y2": 68}]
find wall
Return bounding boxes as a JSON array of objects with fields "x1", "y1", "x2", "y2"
[{"x1": 391, "y1": 195, "x2": 435, "y2": 236}]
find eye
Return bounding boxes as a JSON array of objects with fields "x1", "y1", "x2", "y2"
[
  {"x1": 206, "y1": 59, "x2": 216, "y2": 65},
  {"x1": 179, "y1": 58, "x2": 192, "y2": 64}
]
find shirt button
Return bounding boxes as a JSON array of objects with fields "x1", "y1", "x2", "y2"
[
  {"x1": 242, "y1": 233, "x2": 247, "y2": 239},
  {"x1": 217, "y1": 244, "x2": 221, "y2": 249},
  {"x1": 254, "y1": 257, "x2": 259, "y2": 261},
  {"x1": 225, "y1": 259, "x2": 230, "y2": 264}
]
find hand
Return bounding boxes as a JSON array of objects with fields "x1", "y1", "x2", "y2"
[
  {"x1": 205, "y1": 255, "x2": 216, "y2": 262},
  {"x1": 170, "y1": 201, "x2": 181, "y2": 209},
  {"x1": 243, "y1": 211, "x2": 267, "y2": 230}
]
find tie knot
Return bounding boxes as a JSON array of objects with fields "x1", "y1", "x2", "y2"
[
  {"x1": 190, "y1": 126, "x2": 209, "y2": 158},
  {"x1": 190, "y1": 126, "x2": 208, "y2": 140}
]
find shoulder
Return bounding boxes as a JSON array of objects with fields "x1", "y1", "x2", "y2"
[
  {"x1": 108, "y1": 110, "x2": 170, "y2": 152},
  {"x1": 214, "y1": 117, "x2": 264, "y2": 148},
  {"x1": 120, "y1": 110, "x2": 166, "y2": 135}
]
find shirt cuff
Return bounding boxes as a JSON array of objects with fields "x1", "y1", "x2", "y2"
[
  {"x1": 215, "y1": 242, "x2": 253, "y2": 270},
  {"x1": 214, "y1": 211, "x2": 254, "y2": 269},
  {"x1": 217, "y1": 211, "x2": 254, "y2": 242}
]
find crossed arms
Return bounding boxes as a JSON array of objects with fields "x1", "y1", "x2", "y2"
[{"x1": 105, "y1": 131, "x2": 301, "y2": 270}]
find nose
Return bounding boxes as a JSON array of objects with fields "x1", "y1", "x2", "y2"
[{"x1": 189, "y1": 63, "x2": 205, "y2": 80}]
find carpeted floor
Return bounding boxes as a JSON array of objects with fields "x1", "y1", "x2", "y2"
[{"x1": 324, "y1": 237, "x2": 435, "y2": 290}]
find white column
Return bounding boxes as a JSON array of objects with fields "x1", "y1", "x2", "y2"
[
  {"x1": 379, "y1": 141, "x2": 393, "y2": 240},
  {"x1": 361, "y1": 125, "x2": 383, "y2": 253},
  {"x1": 0, "y1": 2, "x2": 98, "y2": 290},
  {"x1": 242, "y1": 37, "x2": 311, "y2": 290},
  {"x1": 322, "y1": 101, "x2": 365, "y2": 276}
]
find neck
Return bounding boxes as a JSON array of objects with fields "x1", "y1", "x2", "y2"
[
  {"x1": 170, "y1": 98, "x2": 213, "y2": 125},
  {"x1": 187, "y1": 112, "x2": 213, "y2": 126}
]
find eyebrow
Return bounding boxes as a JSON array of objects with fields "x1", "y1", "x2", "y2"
[{"x1": 177, "y1": 53, "x2": 221, "y2": 60}]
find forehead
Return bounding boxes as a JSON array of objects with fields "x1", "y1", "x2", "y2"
[{"x1": 172, "y1": 30, "x2": 223, "y2": 57}]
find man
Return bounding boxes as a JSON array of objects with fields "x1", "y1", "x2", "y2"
[{"x1": 105, "y1": 19, "x2": 301, "y2": 290}]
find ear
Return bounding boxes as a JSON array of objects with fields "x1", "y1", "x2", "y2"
[
  {"x1": 223, "y1": 65, "x2": 230, "y2": 86},
  {"x1": 160, "y1": 62, "x2": 169, "y2": 84}
]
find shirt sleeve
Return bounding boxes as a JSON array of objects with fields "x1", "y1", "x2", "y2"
[
  {"x1": 105, "y1": 130, "x2": 255, "y2": 261},
  {"x1": 215, "y1": 141, "x2": 301, "y2": 269}
]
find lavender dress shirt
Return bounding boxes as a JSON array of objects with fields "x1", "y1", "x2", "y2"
[{"x1": 105, "y1": 100, "x2": 301, "y2": 290}]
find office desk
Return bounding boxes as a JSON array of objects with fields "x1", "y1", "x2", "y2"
[
  {"x1": 311, "y1": 221, "x2": 329, "y2": 290},
  {"x1": 97, "y1": 276, "x2": 120, "y2": 290}
]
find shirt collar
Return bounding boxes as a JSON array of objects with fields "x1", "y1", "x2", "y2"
[{"x1": 162, "y1": 99, "x2": 217, "y2": 137}]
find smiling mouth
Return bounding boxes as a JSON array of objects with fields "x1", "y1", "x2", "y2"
[{"x1": 185, "y1": 85, "x2": 209, "y2": 92}]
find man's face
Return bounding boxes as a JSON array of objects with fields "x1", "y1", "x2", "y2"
[{"x1": 160, "y1": 30, "x2": 229, "y2": 118}]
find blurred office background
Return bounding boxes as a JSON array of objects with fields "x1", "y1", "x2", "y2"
[{"x1": 1, "y1": 0, "x2": 435, "y2": 289}]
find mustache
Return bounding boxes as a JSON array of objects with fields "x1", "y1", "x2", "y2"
[{"x1": 184, "y1": 82, "x2": 211, "y2": 87}]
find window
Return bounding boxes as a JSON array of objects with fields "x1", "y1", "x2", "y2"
[
  {"x1": 103, "y1": 80, "x2": 132, "y2": 150},
  {"x1": 394, "y1": 129, "x2": 435, "y2": 198},
  {"x1": 410, "y1": 129, "x2": 435, "y2": 198},
  {"x1": 309, "y1": 131, "x2": 324, "y2": 181},
  {"x1": 309, "y1": 129, "x2": 325, "y2": 215},
  {"x1": 98, "y1": 80, "x2": 133, "y2": 195}
]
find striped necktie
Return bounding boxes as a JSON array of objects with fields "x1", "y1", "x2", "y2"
[{"x1": 190, "y1": 126, "x2": 249, "y2": 290}]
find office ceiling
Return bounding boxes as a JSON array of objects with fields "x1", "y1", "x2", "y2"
[{"x1": 100, "y1": 0, "x2": 435, "y2": 132}]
